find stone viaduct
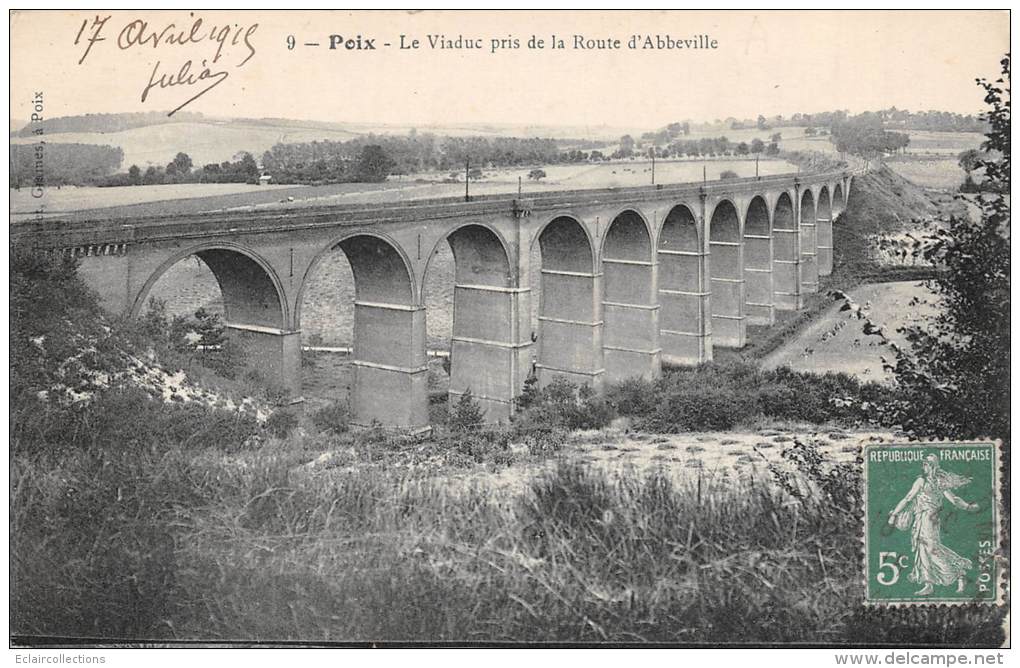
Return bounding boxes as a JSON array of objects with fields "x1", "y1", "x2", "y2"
[{"x1": 13, "y1": 170, "x2": 853, "y2": 431}]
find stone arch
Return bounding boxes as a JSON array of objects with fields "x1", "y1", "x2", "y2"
[
  {"x1": 426, "y1": 222, "x2": 512, "y2": 288},
  {"x1": 535, "y1": 215, "x2": 602, "y2": 388},
  {"x1": 709, "y1": 199, "x2": 745, "y2": 348},
  {"x1": 132, "y1": 242, "x2": 287, "y2": 328},
  {"x1": 800, "y1": 189, "x2": 819, "y2": 293},
  {"x1": 133, "y1": 242, "x2": 297, "y2": 399},
  {"x1": 296, "y1": 231, "x2": 417, "y2": 325},
  {"x1": 423, "y1": 223, "x2": 524, "y2": 421},
  {"x1": 601, "y1": 209, "x2": 659, "y2": 382},
  {"x1": 817, "y1": 186, "x2": 831, "y2": 220},
  {"x1": 816, "y1": 186, "x2": 834, "y2": 277},
  {"x1": 833, "y1": 182, "x2": 846, "y2": 216},
  {"x1": 533, "y1": 213, "x2": 597, "y2": 273},
  {"x1": 297, "y1": 232, "x2": 426, "y2": 430},
  {"x1": 743, "y1": 196, "x2": 774, "y2": 325},
  {"x1": 771, "y1": 191, "x2": 801, "y2": 310},
  {"x1": 657, "y1": 203, "x2": 709, "y2": 364}
]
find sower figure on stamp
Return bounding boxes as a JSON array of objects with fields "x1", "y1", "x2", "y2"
[{"x1": 888, "y1": 455, "x2": 980, "y2": 595}]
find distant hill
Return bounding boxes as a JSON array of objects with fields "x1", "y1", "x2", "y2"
[
  {"x1": 12, "y1": 111, "x2": 207, "y2": 137},
  {"x1": 8, "y1": 120, "x2": 362, "y2": 170},
  {"x1": 9, "y1": 111, "x2": 642, "y2": 170}
]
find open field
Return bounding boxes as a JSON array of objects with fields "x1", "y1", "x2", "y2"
[
  {"x1": 11, "y1": 158, "x2": 796, "y2": 222},
  {"x1": 761, "y1": 281, "x2": 938, "y2": 381},
  {"x1": 10, "y1": 182, "x2": 297, "y2": 216},
  {"x1": 900, "y1": 130, "x2": 984, "y2": 155},
  {"x1": 886, "y1": 158, "x2": 967, "y2": 190}
]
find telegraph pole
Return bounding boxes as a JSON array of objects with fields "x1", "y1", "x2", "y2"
[
  {"x1": 755, "y1": 154, "x2": 759, "y2": 178},
  {"x1": 651, "y1": 147, "x2": 656, "y2": 185},
  {"x1": 465, "y1": 158, "x2": 470, "y2": 201}
]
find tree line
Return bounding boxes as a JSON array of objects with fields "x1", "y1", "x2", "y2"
[
  {"x1": 9, "y1": 143, "x2": 124, "y2": 188},
  {"x1": 739, "y1": 108, "x2": 986, "y2": 133},
  {"x1": 830, "y1": 115, "x2": 911, "y2": 159},
  {"x1": 96, "y1": 152, "x2": 262, "y2": 187},
  {"x1": 622, "y1": 132, "x2": 781, "y2": 159},
  {"x1": 259, "y1": 134, "x2": 586, "y2": 183},
  {"x1": 13, "y1": 111, "x2": 205, "y2": 137}
]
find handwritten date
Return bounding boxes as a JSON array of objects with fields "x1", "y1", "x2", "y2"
[{"x1": 74, "y1": 14, "x2": 258, "y2": 116}]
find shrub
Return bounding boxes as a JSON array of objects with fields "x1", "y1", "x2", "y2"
[
  {"x1": 603, "y1": 377, "x2": 658, "y2": 417},
  {"x1": 606, "y1": 361, "x2": 892, "y2": 432},
  {"x1": 311, "y1": 400, "x2": 350, "y2": 435},
  {"x1": 266, "y1": 409, "x2": 299, "y2": 438},
  {"x1": 449, "y1": 390, "x2": 484, "y2": 433},
  {"x1": 513, "y1": 377, "x2": 615, "y2": 431},
  {"x1": 643, "y1": 385, "x2": 741, "y2": 431}
]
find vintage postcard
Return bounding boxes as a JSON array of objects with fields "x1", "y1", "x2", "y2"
[{"x1": 7, "y1": 8, "x2": 1010, "y2": 656}]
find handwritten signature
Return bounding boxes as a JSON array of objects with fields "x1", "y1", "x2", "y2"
[{"x1": 74, "y1": 14, "x2": 258, "y2": 116}]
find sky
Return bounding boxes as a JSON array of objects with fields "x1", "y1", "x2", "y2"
[{"x1": 9, "y1": 10, "x2": 1010, "y2": 131}]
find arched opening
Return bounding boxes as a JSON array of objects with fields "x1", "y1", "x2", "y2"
[
  {"x1": 601, "y1": 210, "x2": 659, "y2": 382},
  {"x1": 709, "y1": 200, "x2": 745, "y2": 348},
  {"x1": 298, "y1": 234, "x2": 426, "y2": 430},
  {"x1": 816, "y1": 187, "x2": 834, "y2": 277},
  {"x1": 800, "y1": 189, "x2": 818, "y2": 293},
  {"x1": 297, "y1": 246, "x2": 358, "y2": 414},
  {"x1": 424, "y1": 224, "x2": 526, "y2": 422},
  {"x1": 772, "y1": 192, "x2": 800, "y2": 310},
  {"x1": 143, "y1": 255, "x2": 223, "y2": 319},
  {"x1": 657, "y1": 204, "x2": 709, "y2": 364},
  {"x1": 833, "y1": 182, "x2": 845, "y2": 216},
  {"x1": 743, "y1": 196, "x2": 774, "y2": 326},
  {"x1": 535, "y1": 215, "x2": 602, "y2": 388},
  {"x1": 139, "y1": 247, "x2": 296, "y2": 399}
]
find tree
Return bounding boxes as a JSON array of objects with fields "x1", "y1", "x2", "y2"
[
  {"x1": 750, "y1": 138, "x2": 766, "y2": 154},
  {"x1": 957, "y1": 148, "x2": 982, "y2": 175},
  {"x1": 171, "y1": 152, "x2": 193, "y2": 175},
  {"x1": 719, "y1": 170, "x2": 738, "y2": 179},
  {"x1": 830, "y1": 115, "x2": 910, "y2": 159},
  {"x1": 770, "y1": 132, "x2": 782, "y2": 144},
  {"x1": 234, "y1": 152, "x2": 260, "y2": 182},
  {"x1": 756, "y1": 114, "x2": 769, "y2": 130},
  {"x1": 353, "y1": 145, "x2": 394, "y2": 183},
  {"x1": 735, "y1": 142, "x2": 750, "y2": 155},
  {"x1": 805, "y1": 127, "x2": 818, "y2": 136},
  {"x1": 128, "y1": 164, "x2": 141, "y2": 185},
  {"x1": 528, "y1": 168, "x2": 547, "y2": 181},
  {"x1": 618, "y1": 134, "x2": 635, "y2": 158},
  {"x1": 851, "y1": 53, "x2": 1010, "y2": 441}
]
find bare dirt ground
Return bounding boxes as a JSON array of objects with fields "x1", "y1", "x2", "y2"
[{"x1": 760, "y1": 281, "x2": 937, "y2": 382}]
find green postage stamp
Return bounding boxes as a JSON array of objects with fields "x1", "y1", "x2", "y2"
[{"x1": 864, "y1": 442, "x2": 1002, "y2": 605}]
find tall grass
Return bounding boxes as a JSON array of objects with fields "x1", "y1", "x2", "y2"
[{"x1": 12, "y1": 440, "x2": 1005, "y2": 644}]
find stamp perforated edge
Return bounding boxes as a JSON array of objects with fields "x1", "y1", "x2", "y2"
[{"x1": 860, "y1": 439, "x2": 1007, "y2": 608}]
